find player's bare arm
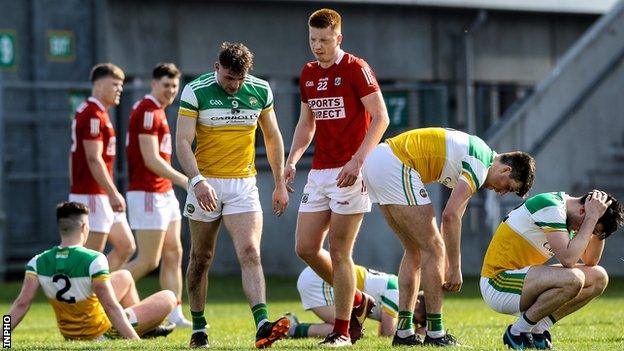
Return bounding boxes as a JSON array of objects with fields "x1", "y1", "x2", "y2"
[
  {"x1": 93, "y1": 279, "x2": 140, "y2": 340},
  {"x1": 336, "y1": 90, "x2": 389, "y2": 188},
  {"x1": 83, "y1": 139, "x2": 125, "y2": 212},
  {"x1": 580, "y1": 234, "x2": 605, "y2": 265},
  {"x1": 547, "y1": 191, "x2": 611, "y2": 267},
  {"x1": 138, "y1": 134, "x2": 188, "y2": 188},
  {"x1": 175, "y1": 114, "x2": 217, "y2": 212},
  {"x1": 258, "y1": 108, "x2": 289, "y2": 216},
  {"x1": 284, "y1": 102, "x2": 316, "y2": 188},
  {"x1": 441, "y1": 180, "x2": 473, "y2": 292},
  {"x1": 7, "y1": 274, "x2": 39, "y2": 330}
]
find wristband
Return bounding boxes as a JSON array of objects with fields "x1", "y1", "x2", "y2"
[{"x1": 190, "y1": 175, "x2": 206, "y2": 187}]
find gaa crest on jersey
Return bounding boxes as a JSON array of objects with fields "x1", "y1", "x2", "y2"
[
  {"x1": 249, "y1": 97, "x2": 258, "y2": 107},
  {"x1": 334, "y1": 77, "x2": 342, "y2": 86}
]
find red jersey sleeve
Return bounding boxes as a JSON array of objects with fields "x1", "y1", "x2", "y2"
[
  {"x1": 299, "y1": 65, "x2": 310, "y2": 103},
  {"x1": 77, "y1": 110, "x2": 104, "y2": 142},
  {"x1": 137, "y1": 105, "x2": 162, "y2": 136},
  {"x1": 349, "y1": 58, "x2": 380, "y2": 98}
]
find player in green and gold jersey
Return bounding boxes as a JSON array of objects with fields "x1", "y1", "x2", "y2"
[
  {"x1": 7, "y1": 202, "x2": 177, "y2": 341},
  {"x1": 176, "y1": 42, "x2": 289, "y2": 349},
  {"x1": 362, "y1": 127, "x2": 535, "y2": 346},
  {"x1": 481, "y1": 191, "x2": 623, "y2": 349}
]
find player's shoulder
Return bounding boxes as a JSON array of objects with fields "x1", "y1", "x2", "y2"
[
  {"x1": 132, "y1": 96, "x2": 160, "y2": 114},
  {"x1": 72, "y1": 246, "x2": 106, "y2": 262},
  {"x1": 342, "y1": 52, "x2": 371, "y2": 69},
  {"x1": 244, "y1": 73, "x2": 271, "y2": 91},
  {"x1": 186, "y1": 72, "x2": 218, "y2": 91},
  {"x1": 525, "y1": 192, "x2": 565, "y2": 213},
  {"x1": 75, "y1": 99, "x2": 100, "y2": 118}
]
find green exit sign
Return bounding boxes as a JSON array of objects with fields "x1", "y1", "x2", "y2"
[
  {"x1": 47, "y1": 30, "x2": 75, "y2": 62},
  {"x1": 0, "y1": 30, "x2": 16, "y2": 70},
  {"x1": 384, "y1": 91, "x2": 409, "y2": 128}
]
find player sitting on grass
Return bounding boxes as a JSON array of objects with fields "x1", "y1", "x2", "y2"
[
  {"x1": 7, "y1": 201, "x2": 178, "y2": 341},
  {"x1": 286, "y1": 266, "x2": 426, "y2": 339},
  {"x1": 480, "y1": 190, "x2": 623, "y2": 349}
]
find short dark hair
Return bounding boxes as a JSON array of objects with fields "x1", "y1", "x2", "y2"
[
  {"x1": 56, "y1": 202, "x2": 89, "y2": 236},
  {"x1": 152, "y1": 62, "x2": 181, "y2": 80},
  {"x1": 309, "y1": 8, "x2": 342, "y2": 32},
  {"x1": 218, "y1": 42, "x2": 253, "y2": 75},
  {"x1": 498, "y1": 151, "x2": 535, "y2": 197},
  {"x1": 90, "y1": 63, "x2": 125, "y2": 82},
  {"x1": 580, "y1": 192, "x2": 624, "y2": 239}
]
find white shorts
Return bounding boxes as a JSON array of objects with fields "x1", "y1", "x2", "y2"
[
  {"x1": 480, "y1": 267, "x2": 530, "y2": 316},
  {"x1": 362, "y1": 143, "x2": 431, "y2": 206},
  {"x1": 69, "y1": 194, "x2": 114, "y2": 233},
  {"x1": 184, "y1": 177, "x2": 261, "y2": 222},
  {"x1": 297, "y1": 267, "x2": 334, "y2": 310},
  {"x1": 127, "y1": 190, "x2": 181, "y2": 230},
  {"x1": 298, "y1": 168, "x2": 371, "y2": 214}
]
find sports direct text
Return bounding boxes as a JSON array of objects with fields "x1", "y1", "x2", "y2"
[{"x1": 308, "y1": 97, "x2": 346, "y2": 120}]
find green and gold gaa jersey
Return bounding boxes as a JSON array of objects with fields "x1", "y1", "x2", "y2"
[
  {"x1": 481, "y1": 192, "x2": 570, "y2": 278},
  {"x1": 386, "y1": 127, "x2": 496, "y2": 193},
  {"x1": 25, "y1": 246, "x2": 111, "y2": 340},
  {"x1": 178, "y1": 72, "x2": 274, "y2": 178},
  {"x1": 354, "y1": 265, "x2": 399, "y2": 319}
]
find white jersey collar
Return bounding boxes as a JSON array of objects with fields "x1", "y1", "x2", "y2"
[
  {"x1": 88, "y1": 96, "x2": 106, "y2": 111},
  {"x1": 145, "y1": 94, "x2": 162, "y2": 108},
  {"x1": 334, "y1": 49, "x2": 345, "y2": 65}
]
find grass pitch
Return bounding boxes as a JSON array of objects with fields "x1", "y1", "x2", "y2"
[{"x1": 1, "y1": 275, "x2": 623, "y2": 350}]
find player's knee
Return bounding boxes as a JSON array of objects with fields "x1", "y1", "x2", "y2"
[
  {"x1": 123, "y1": 240, "x2": 137, "y2": 258},
  {"x1": 162, "y1": 290, "x2": 177, "y2": 310},
  {"x1": 189, "y1": 250, "x2": 214, "y2": 268},
  {"x1": 116, "y1": 269, "x2": 134, "y2": 283},
  {"x1": 563, "y1": 268, "x2": 585, "y2": 297},
  {"x1": 421, "y1": 237, "x2": 444, "y2": 260},
  {"x1": 238, "y1": 245, "x2": 261, "y2": 267},
  {"x1": 295, "y1": 243, "x2": 318, "y2": 262},
  {"x1": 589, "y1": 265, "x2": 609, "y2": 294},
  {"x1": 164, "y1": 244, "x2": 183, "y2": 261}
]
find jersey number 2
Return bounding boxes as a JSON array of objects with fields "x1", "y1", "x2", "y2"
[{"x1": 53, "y1": 274, "x2": 76, "y2": 303}]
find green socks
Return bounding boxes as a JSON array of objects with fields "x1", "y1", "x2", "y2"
[{"x1": 252, "y1": 303, "x2": 269, "y2": 329}]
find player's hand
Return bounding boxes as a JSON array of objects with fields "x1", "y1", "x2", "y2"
[
  {"x1": 584, "y1": 190, "x2": 611, "y2": 221},
  {"x1": 336, "y1": 157, "x2": 362, "y2": 188},
  {"x1": 272, "y1": 183, "x2": 289, "y2": 217},
  {"x1": 284, "y1": 163, "x2": 296, "y2": 193},
  {"x1": 443, "y1": 266, "x2": 463, "y2": 292},
  {"x1": 109, "y1": 191, "x2": 126, "y2": 212},
  {"x1": 194, "y1": 181, "x2": 218, "y2": 212}
]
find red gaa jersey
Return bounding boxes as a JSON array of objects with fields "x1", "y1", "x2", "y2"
[
  {"x1": 299, "y1": 51, "x2": 380, "y2": 169},
  {"x1": 126, "y1": 95, "x2": 173, "y2": 192},
  {"x1": 70, "y1": 97, "x2": 116, "y2": 194}
]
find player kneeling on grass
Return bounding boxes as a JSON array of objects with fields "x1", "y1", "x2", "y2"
[
  {"x1": 7, "y1": 201, "x2": 178, "y2": 341},
  {"x1": 287, "y1": 266, "x2": 426, "y2": 340},
  {"x1": 480, "y1": 191, "x2": 623, "y2": 349}
]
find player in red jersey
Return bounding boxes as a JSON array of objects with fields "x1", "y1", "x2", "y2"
[
  {"x1": 69, "y1": 63, "x2": 135, "y2": 271},
  {"x1": 284, "y1": 8, "x2": 390, "y2": 347},
  {"x1": 123, "y1": 63, "x2": 191, "y2": 327}
]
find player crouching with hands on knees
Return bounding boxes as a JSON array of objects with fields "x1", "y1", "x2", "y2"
[
  {"x1": 7, "y1": 202, "x2": 177, "y2": 341},
  {"x1": 480, "y1": 190, "x2": 623, "y2": 349}
]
